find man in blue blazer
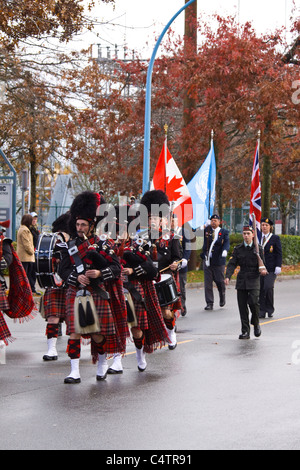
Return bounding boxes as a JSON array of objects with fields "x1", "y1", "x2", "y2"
[
  {"x1": 259, "y1": 218, "x2": 282, "y2": 318},
  {"x1": 201, "y1": 214, "x2": 230, "y2": 310}
]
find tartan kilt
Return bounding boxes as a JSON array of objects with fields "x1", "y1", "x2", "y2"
[
  {"x1": 0, "y1": 284, "x2": 9, "y2": 311},
  {"x1": 129, "y1": 280, "x2": 149, "y2": 331},
  {"x1": 0, "y1": 311, "x2": 14, "y2": 345},
  {"x1": 43, "y1": 287, "x2": 67, "y2": 321},
  {"x1": 105, "y1": 279, "x2": 129, "y2": 354},
  {"x1": 66, "y1": 285, "x2": 121, "y2": 355},
  {"x1": 141, "y1": 280, "x2": 170, "y2": 353}
]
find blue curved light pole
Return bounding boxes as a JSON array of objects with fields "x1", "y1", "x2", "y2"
[{"x1": 142, "y1": 0, "x2": 196, "y2": 194}]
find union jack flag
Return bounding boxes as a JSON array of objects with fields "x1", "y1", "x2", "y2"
[{"x1": 249, "y1": 141, "x2": 262, "y2": 242}]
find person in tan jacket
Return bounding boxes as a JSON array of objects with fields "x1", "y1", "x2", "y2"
[{"x1": 17, "y1": 214, "x2": 36, "y2": 293}]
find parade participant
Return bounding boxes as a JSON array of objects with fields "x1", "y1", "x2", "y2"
[
  {"x1": 58, "y1": 191, "x2": 127, "y2": 384},
  {"x1": 41, "y1": 212, "x2": 71, "y2": 361},
  {"x1": 107, "y1": 204, "x2": 169, "y2": 373},
  {"x1": 0, "y1": 220, "x2": 36, "y2": 345},
  {"x1": 140, "y1": 190, "x2": 182, "y2": 350},
  {"x1": 200, "y1": 214, "x2": 230, "y2": 310},
  {"x1": 172, "y1": 215, "x2": 191, "y2": 317},
  {"x1": 259, "y1": 217, "x2": 282, "y2": 318},
  {"x1": 225, "y1": 225, "x2": 267, "y2": 339}
]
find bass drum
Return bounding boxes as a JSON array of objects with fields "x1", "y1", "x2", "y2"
[
  {"x1": 154, "y1": 273, "x2": 179, "y2": 307},
  {"x1": 35, "y1": 233, "x2": 64, "y2": 289}
]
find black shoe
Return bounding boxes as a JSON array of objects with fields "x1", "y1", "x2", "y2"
[
  {"x1": 64, "y1": 376, "x2": 81, "y2": 384},
  {"x1": 239, "y1": 333, "x2": 250, "y2": 339},
  {"x1": 181, "y1": 309, "x2": 187, "y2": 317},
  {"x1": 219, "y1": 293, "x2": 226, "y2": 307},
  {"x1": 259, "y1": 314, "x2": 266, "y2": 318},
  {"x1": 96, "y1": 372, "x2": 108, "y2": 381},
  {"x1": 268, "y1": 313, "x2": 273, "y2": 318},
  {"x1": 43, "y1": 354, "x2": 58, "y2": 361},
  {"x1": 254, "y1": 325, "x2": 261, "y2": 337},
  {"x1": 107, "y1": 367, "x2": 123, "y2": 375},
  {"x1": 204, "y1": 305, "x2": 213, "y2": 311}
]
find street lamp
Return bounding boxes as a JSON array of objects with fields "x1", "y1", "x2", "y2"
[{"x1": 142, "y1": 0, "x2": 196, "y2": 194}]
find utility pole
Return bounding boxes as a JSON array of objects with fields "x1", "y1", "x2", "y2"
[
  {"x1": 183, "y1": 0, "x2": 198, "y2": 270},
  {"x1": 183, "y1": 0, "x2": 197, "y2": 182}
]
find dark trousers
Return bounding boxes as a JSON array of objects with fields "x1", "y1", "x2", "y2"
[
  {"x1": 179, "y1": 270, "x2": 187, "y2": 314},
  {"x1": 203, "y1": 264, "x2": 225, "y2": 306},
  {"x1": 22, "y1": 262, "x2": 36, "y2": 292},
  {"x1": 259, "y1": 273, "x2": 276, "y2": 316},
  {"x1": 237, "y1": 289, "x2": 260, "y2": 335}
]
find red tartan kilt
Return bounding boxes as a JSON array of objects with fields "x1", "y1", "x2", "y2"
[
  {"x1": 0, "y1": 311, "x2": 13, "y2": 344},
  {"x1": 0, "y1": 285, "x2": 9, "y2": 311},
  {"x1": 43, "y1": 287, "x2": 67, "y2": 321},
  {"x1": 129, "y1": 280, "x2": 148, "y2": 331},
  {"x1": 66, "y1": 286, "x2": 120, "y2": 354}
]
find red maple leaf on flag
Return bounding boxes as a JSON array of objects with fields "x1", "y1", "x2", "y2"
[{"x1": 151, "y1": 142, "x2": 193, "y2": 226}]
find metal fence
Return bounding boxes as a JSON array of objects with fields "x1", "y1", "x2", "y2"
[{"x1": 223, "y1": 205, "x2": 300, "y2": 236}]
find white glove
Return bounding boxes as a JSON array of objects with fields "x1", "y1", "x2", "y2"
[
  {"x1": 222, "y1": 250, "x2": 228, "y2": 258},
  {"x1": 180, "y1": 258, "x2": 188, "y2": 269},
  {"x1": 275, "y1": 267, "x2": 281, "y2": 275}
]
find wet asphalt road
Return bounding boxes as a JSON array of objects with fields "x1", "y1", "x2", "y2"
[{"x1": 1, "y1": 278, "x2": 300, "y2": 451}]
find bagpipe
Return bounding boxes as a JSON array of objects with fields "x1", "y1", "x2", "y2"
[
  {"x1": 119, "y1": 234, "x2": 179, "y2": 309},
  {"x1": 70, "y1": 235, "x2": 115, "y2": 335}
]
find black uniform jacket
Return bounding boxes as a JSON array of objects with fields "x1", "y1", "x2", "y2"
[
  {"x1": 201, "y1": 226, "x2": 230, "y2": 266},
  {"x1": 263, "y1": 234, "x2": 282, "y2": 273},
  {"x1": 226, "y1": 243, "x2": 265, "y2": 290},
  {"x1": 150, "y1": 235, "x2": 183, "y2": 272},
  {"x1": 58, "y1": 236, "x2": 121, "y2": 289}
]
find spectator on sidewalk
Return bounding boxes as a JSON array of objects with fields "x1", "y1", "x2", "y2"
[{"x1": 17, "y1": 214, "x2": 36, "y2": 294}]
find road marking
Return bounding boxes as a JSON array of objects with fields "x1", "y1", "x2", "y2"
[{"x1": 261, "y1": 314, "x2": 300, "y2": 325}]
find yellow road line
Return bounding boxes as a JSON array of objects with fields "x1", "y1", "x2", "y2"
[{"x1": 261, "y1": 314, "x2": 300, "y2": 325}]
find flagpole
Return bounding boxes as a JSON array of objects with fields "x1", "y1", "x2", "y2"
[
  {"x1": 208, "y1": 129, "x2": 214, "y2": 216},
  {"x1": 164, "y1": 124, "x2": 168, "y2": 193},
  {"x1": 142, "y1": 0, "x2": 197, "y2": 194}
]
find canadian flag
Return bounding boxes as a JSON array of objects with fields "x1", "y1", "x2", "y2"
[{"x1": 151, "y1": 138, "x2": 193, "y2": 226}]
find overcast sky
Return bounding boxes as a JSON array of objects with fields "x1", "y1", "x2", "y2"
[{"x1": 80, "y1": 0, "x2": 297, "y2": 59}]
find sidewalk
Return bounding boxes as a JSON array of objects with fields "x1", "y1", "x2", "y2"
[{"x1": 187, "y1": 273, "x2": 300, "y2": 289}]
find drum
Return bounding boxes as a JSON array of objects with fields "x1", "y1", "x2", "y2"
[
  {"x1": 35, "y1": 233, "x2": 64, "y2": 289},
  {"x1": 154, "y1": 273, "x2": 178, "y2": 307}
]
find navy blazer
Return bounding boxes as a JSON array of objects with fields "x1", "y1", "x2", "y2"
[
  {"x1": 262, "y1": 234, "x2": 282, "y2": 273},
  {"x1": 201, "y1": 226, "x2": 230, "y2": 266}
]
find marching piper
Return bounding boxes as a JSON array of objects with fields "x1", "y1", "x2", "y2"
[
  {"x1": 140, "y1": 190, "x2": 182, "y2": 350},
  {"x1": 107, "y1": 204, "x2": 170, "y2": 373},
  {"x1": 58, "y1": 191, "x2": 128, "y2": 384},
  {"x1": 41, "y1": 212, "x2": 71, "y2": 361}
]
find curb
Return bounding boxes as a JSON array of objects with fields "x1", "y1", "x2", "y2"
[{"x1": 187, "y1": 274, "x2": 300, "y2": 289}]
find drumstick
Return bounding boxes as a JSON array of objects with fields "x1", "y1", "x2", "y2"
[{"x1": 159, "y1": 259, "x2": 183, "y2": 273}]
